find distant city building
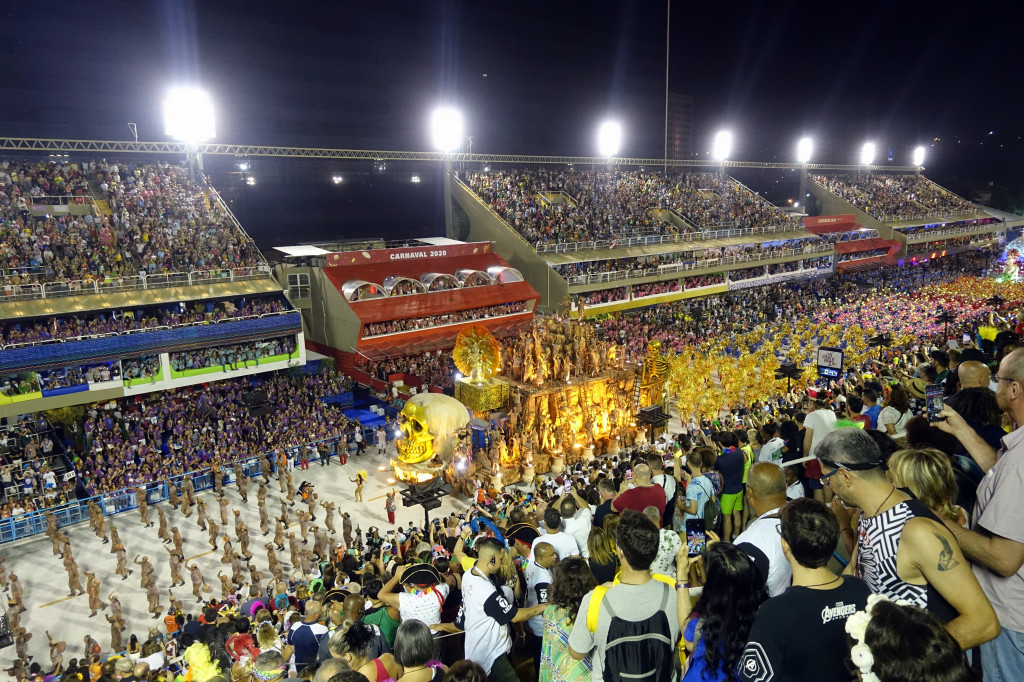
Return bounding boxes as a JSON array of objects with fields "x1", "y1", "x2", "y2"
[{"x1": 667, "y1": 93, "x2": 694, "y2": 159}]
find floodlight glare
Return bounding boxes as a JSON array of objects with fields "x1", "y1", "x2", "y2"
[
  {"x1": 860, "y1": 142, "x2": 876, "y2": 165},
  {"x1": 431, "y1": 108, "x2": 463, "y2": 152},
  {"x1": 797, "y1": 137, "x2": 813, "y2": 164},
  {"x1": 245, "y1": 176, "x2": 255, "y2": 186},
  {"x1": 712, "y1": 131, "x2": 732, "y2": 161},
  {"x1": 912, "y1": 146, "x2": 926, "y2": 166},
  {"x1": 597, "y1": 121, "x2": 622, "y2": 157},
  {"x1": 411, "y1": 175, "x2": 421, "y2": 184},
  {"x1": 332, "y1": 175, "x2": 343, "y2": 184},
  {"x1": 162, "y1": 87, "x2": 215, "y2": 143}
]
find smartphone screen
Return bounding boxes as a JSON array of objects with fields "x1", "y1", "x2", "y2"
[
  {"x1": 563, "y1": 481, "x2": 571, "y2": 493},
  {"x1": 625, "y1": 469, "x2": 633, "y2": 479},
  {"x1": 686, "y1": 518, "x2": 706, "y2": 556},
  {"x1": 926, "y1": 385, "x2": 944, "y2": 422},
  {"x1": 963, "y1": 333, "x2": 971, "y2": 344}
]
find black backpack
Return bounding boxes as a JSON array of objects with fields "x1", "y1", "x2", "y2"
[{"x1": 601, "y1": 582, "x2": 676, "y2": 682}]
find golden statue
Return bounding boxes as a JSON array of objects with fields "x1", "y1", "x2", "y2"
[
  {"x1": 454, "y1": 325, "x2": 502, "y2": 383},
  {"x1": 639, "y1": 340, "x2": 671, "y2": 409}
]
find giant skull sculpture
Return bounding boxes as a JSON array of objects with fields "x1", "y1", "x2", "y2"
[{"x1": 395, "y1": 393, "x2": 471, "y2": 465}]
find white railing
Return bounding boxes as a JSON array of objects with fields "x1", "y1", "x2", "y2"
[
  {"x1": 0, "y1": 266, "x2": 274, "y2": 301},
  {"x1": 563, "y1": 244, "x2": 833, "y2": 286},
  {"x1": 1, "y1": 309, "x2": 298, "y2": 351},
  {"x1": 905, "y1": 222, "x2": 1002, "y2": 243},
  {"x1": 535, "y1": 222, "x2": 805, "y2": 254}
]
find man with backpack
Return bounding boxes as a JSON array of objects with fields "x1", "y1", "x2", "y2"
[{"x1": 568, "y1": 510, "x2": 681, "y2": 682}]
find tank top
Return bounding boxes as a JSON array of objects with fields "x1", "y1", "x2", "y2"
[
  {"x1": 856, "y1": 495, "x2": 957, "y2": 622},
  {"x1": 363, "y1": 605, "x2": 400, "y2": 646}
]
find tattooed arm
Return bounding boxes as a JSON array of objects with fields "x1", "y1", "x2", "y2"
[{"x1": 902, "y1": 518, "x2": 999, "y2": 650}]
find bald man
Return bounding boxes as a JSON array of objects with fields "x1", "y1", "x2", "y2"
[
  {"x1": 524, "y1": 542, "x2": 556, "y2": 668},
  {"x1": 957, "y1": 361, "x2": 991, "y2": 390},
  {"x1": 610, "y1": 463, "x2": 666, "y2": 521},
  {"x1": 736, "y1": 462, "x2": 792, "y2": 596}
]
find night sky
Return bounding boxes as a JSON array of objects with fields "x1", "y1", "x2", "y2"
[{"x1": 2, "y1": 1, "x2": 1022, "y2": 243}]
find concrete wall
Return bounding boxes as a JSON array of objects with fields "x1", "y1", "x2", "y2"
[{"x1": 450, "y1": 176, "x2": 567, "y2": 311}]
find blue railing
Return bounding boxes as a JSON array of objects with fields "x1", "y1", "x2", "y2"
[
  {"x1": 0, "y1": 312, "x2": 302, "y2": 374},
  {"x1": 0, "y1": 427, "x2": 389, "y2": 544}
]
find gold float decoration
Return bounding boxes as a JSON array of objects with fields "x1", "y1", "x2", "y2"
[{"x1": 454, "y1": 325, "x2": 502, "y2": 383}]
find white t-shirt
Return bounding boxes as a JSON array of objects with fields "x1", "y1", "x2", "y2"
[
  {"x1": 532, "y1": 530, "x2": 581, "y2": 561},
  {"x1": 786, "y1": 480, "x2": 806, "y2": 500},
  {"x1": 803, "y1": 409, "x2": 838, "y2": 458},
  {"x1": 758, "y1": 437, "x2": 785, "y2": 464},
  {"x1": 652, "y1": 473, "x2": 677, "y2": 504},
  {"x1": 734, "y1": 508, "x2": 792, "y2": 597},
  {"x1": 562, "y1": 509, "x2": 594, "y2": 559},
  {"x1": 523, "y1": 562, "x2": 552, "y2": 637},
  {"x1": 458, "y1": 568, "x2": 516, "y2": 673},
  {"x1": 877, "y1": 405, "x2": 911, "y2": 440},
  {"x1": 397, "y1": 583, "x2": 449, "y2": 625}
]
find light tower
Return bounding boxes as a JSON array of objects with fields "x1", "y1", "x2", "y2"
[
  {"x1": 796, "y1": 137, "x2": 813, "y2": 212},
  {"x1": 431, "y1": 107, "x2": 463, "y2": 237},
  {"x1": 163, "y1": 87, "x2": 215, "y2": 180},
  {"x1": 712, "y1": 130, "x2": 732, "y2": 178}
]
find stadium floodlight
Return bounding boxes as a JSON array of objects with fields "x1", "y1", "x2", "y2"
[
  {"x1": 860, "y1": 142, "x2": 876, "y2": 166},
  {"x1": 162, "y1": 87, "x2": 215, "y2": 143},
  {"x1": 597, "y1": 121, "x2": 622, "y2": 157},
  {"x1": 913, "y1": 146, "x2": 926, "y2": 167},
  {"x1": 797, "y1": 137, "x2": 813, "y2": 164},
  {"x1": 712, "y1": 130, "x2": 732, "y2": 161},
  {"x1": 431, "y1": 108, "x2": 463, "y2": 153},
  {"x1": 238, "y1": 162, "x2": 249, "y2": 172},
  {"x1": 245, "y1": 176, "x2": 255, "y2": 186},
  {"x1": 411, "y1": 175, "x2": 421, "y2": 183},
  {"x1": 332, "y1": 175, "x2": 343, "y2": 184}
]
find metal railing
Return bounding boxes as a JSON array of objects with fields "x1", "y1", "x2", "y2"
[
  {"x1": 535, "y1": 222, "x2": 806, "y2": 254},
  {"x1": 1, "y1": 309, "x2": 299, "y2": 351},
  {"x1": 0, "y1": 430, "x2": 385, "y2": 544},
  {"x1": 0, "y1": 266, "x2": 274, "y2": 301},
  {"x1": 564, "y1": 244, "x2": 833, "y2": 285},
  {"x1": 904, "y1": 222, "x2": 1003, "y2": 243},
  {"x1": 27, "y1": 194, "x2": 97, "y2": 207}
]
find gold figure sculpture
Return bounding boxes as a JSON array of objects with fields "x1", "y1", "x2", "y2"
[{"x1": 454, "y1": 325, "x2": 502, "y2": 383}]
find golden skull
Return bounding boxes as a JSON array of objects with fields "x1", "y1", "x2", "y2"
[{"x1": 395, "y1": 401, "x2": 435, "y2": 464}]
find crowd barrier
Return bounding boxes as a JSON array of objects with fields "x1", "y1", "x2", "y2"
[
  {"x1": 0, "y1": 430, "x2": 388, "y2": 544},
  {"x1": 535, "y1": 222, "x2": 804, "y2": 254},
  {"x1": 0, "y1": 266, "x2": 274, "y2": 301}
]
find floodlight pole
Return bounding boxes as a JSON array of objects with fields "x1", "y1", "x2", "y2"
[
  {"x1": 443, "y1": 155, "x2": 454, "y2": 238},
  {"x1": 799, "y1": 163, "x2": 808, "y2": 212}
]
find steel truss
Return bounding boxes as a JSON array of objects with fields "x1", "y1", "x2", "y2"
[{"x1": 0, "y1": 137, "x2": 919, "y2": 172}]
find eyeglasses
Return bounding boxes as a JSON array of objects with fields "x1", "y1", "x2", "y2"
[
  {"x1": 995, "y1": 376, "x2": 1016, "y2": 384},
  {"x1": 818, "y1": 457, "x2": 882, "y2": 485}
]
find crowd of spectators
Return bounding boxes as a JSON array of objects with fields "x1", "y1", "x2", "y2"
[
  {"x1": 0, "y1": 416, "x2": 71, "y2": 512},
  {"x1": 468, "y1": 169, "x2": 673, "y2": 246},
  {"x1": 814, "y1": 173, "x2": 976, "y2": 222},
  {"x1": 170, "y1": 337, "x2": 297, "y2": 373},
  {"x1": 1, "y1": 295, "x2": 291, "y2": 348},
  {"x1": 1, "y1": 160, "x2": 132, "y2": 284},
  {"x1": 900, "y1": 217, "x2": 999, "y2": 236},
  {"x1": 553, "y1": 237, "x2": 821, "y2": 282},
  {"x1": 817, "y1": 228, "x2": 879, "y2": 243},
  {"x1": 662, "y1": 172, "x2": 799, "y2": 230},
  {"x1": 362, "y1": 302, "x2": 528, "y2": 337},
  {"x1": 837, "y1": 248, "x2": 891, "y2": 263},
  {"x1": 632, "y1": 280, "x2": 681, "y2": 299},
  {"x1": 76, "y1": 370, "x2": 353, "y2": 496},
  {"x1": 123, "y1": 356, "x2": 162, "y2": 382},
  {"x1": 365, "y1": 352, "x2": 457, "y2": 391},
  {"x1": 100, "y1": 161, "x2": 264, "y2": 273}
]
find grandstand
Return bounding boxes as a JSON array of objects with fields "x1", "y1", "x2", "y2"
[
  {"x1": 0, "y1": 158, "x2": 304, "y2": 418},
  {"x1": 454, "y1": 168, "x2": 831, "y2": 314}
]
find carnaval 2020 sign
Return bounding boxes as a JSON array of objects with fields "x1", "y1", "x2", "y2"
[{"x1": 326, "y1": 242, "x2": 491, "y2": 266}]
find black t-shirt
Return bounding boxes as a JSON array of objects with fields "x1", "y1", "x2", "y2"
[
  {"x1": 594, "y1": 499, "x2": 615, "y2": 529},
  {"x1": 739, "y1": 577, "x2": 872, "y2": 682},
  {"x1": 588, "y1": 557, "x2": 617, "y2": 585}
]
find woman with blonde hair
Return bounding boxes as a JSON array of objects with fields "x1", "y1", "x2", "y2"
[
  {"x1": 254, "y1": 621, "x2": 294, "y2": 673},
  {"x1": 887, "y1": 448, "x2": 967, "y2": 526},
  {"x1": 586, "y1": 525, "x2": 617, "y2": 584}
]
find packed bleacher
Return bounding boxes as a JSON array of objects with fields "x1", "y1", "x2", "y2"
[
  {"x1": 553, "y1": 238, "x2": 823, "y2": 282},
  {"x1": 466, "y1": 169, "x2": 799, "y2": 248},
  {"x1": 837, "y1": 248, "x2": 891, "y2": 263},
  {"x1": 362, "y1": 302, "x2": 528, "y2": 337},
  {"x1": 1, "y1": 295, "x2": 290, "y2": 348},
  {"x1": 0, "y1": 159, "x2": 266, "y2": 293},
  {"x1": 900, "y1": 217, "x2": 1000, "y2": 236},
  {"x1": 814, "y1": 173, "x2": 976, "y2": 222},
  {"x1": 169, "y1": 337, "x2": 298, "y2": 373}
]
